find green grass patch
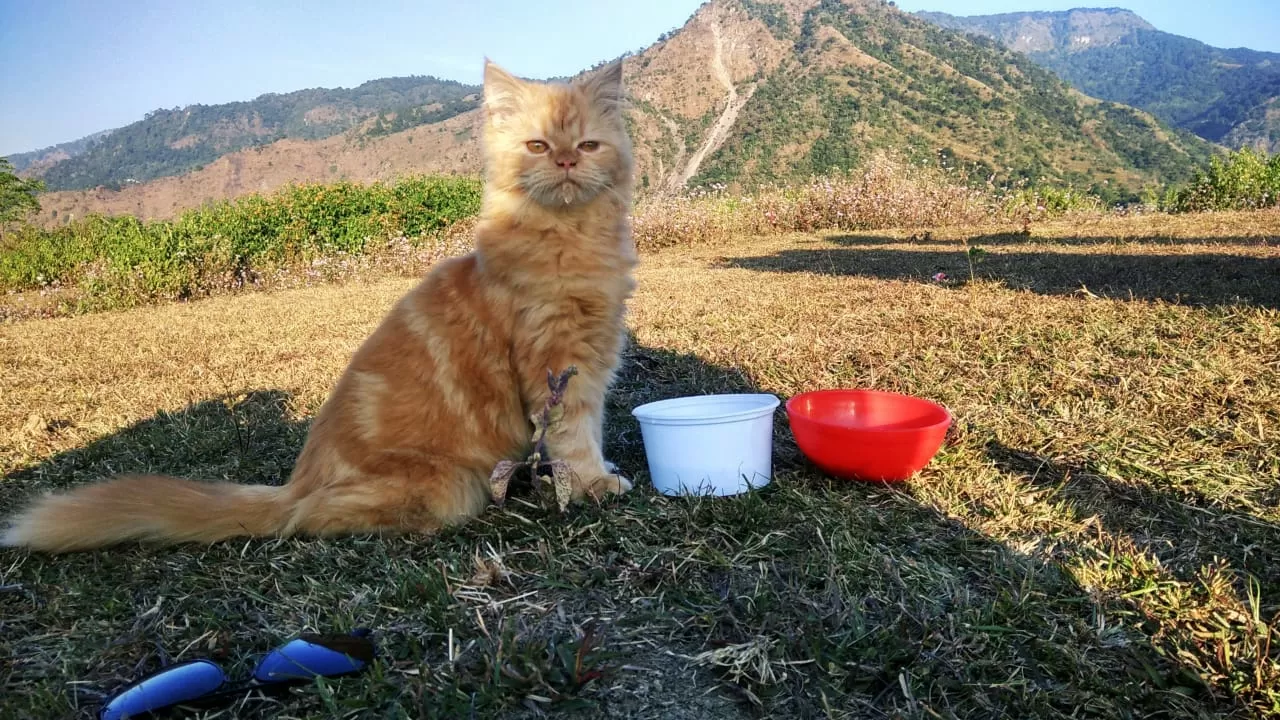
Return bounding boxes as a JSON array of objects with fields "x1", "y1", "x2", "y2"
[{"x1": 0, "y1": 175, "x2": 481, "y2": 311}]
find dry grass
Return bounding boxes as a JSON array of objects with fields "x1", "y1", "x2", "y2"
[
  {"x1": 1, "y1": 211, "x2": 1278, "y2": 718},
  {"x1": 632, "y1": 154, "x2": 997, "y2": 251}
]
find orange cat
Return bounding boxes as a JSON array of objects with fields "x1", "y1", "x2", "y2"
[{"x1": 2, "y1": 60, "x2": 637, "y2": 553}]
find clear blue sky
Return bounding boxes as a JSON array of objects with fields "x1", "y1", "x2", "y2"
[{"x1": 2, "y1": 0, "x2": 1277, "y2": 157}]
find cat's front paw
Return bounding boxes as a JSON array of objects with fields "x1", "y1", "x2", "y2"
[{"x1": 582, "y1": 473, "x2": 632, "y2": 500}]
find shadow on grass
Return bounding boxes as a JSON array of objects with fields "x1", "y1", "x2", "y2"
[
  {"x1": 0, "y1": 391, "x2": 306, "y2": 511},
  {"x1": 608, "y1": 339, "x2": 1251, "y2": 715},
  {"x1": 986, "y1": 442, "x2": 1280, "y2": 586},
  {"x1": 606, "y1": 336, "x2": 801, "y2": 475},
  {"x1": 985, "y1": 442, "x2": 1280, "y2": 712},
  {"x1": 833, "y1": 231, "x2": 1279, "y2": 249},
  {"x1": 0, "y1": 341, "x2": 1261, "y2": 718},
  {"x1": 719, "y1": 235, "x2": 1280, "y2": 309}
]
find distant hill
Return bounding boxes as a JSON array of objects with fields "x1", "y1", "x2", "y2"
[
  {"x1": 28, "y1": 0, "x2": 1218, "y2": 224},
  {"x1": 20, "y1": 76, "x2": 480, "y2": 192},
  {"x1": 6, "y1": 129, "x2": 116, "y2": 175},
  {"x1": 918, "y1": 7, "x2": 1280, "y2": 153}
]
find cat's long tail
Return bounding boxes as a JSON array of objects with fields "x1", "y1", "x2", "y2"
[{"x1": 1, "y1": 475, "x2": 296, "y2": 554}]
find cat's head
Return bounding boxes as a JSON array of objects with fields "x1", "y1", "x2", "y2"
[{"x1": 481, "y1": 59, "x2": 632, "y2": 208}]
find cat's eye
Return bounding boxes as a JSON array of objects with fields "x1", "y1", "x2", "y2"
[
  {"x1": 526, "y1": 141, "x2": 549, "y2": 154},
  {"x1": 578, "y1": 141, "x2": 600, "y2": 152}
]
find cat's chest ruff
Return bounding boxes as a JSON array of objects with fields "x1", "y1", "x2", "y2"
[
  {"x1": 523, "y1": 230, "x2": 631, "y2": 292},
  {"x1": 517, "y1": 281, "x2": 623, "y2": 327}
]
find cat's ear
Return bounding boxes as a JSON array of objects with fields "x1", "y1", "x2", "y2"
[
  {"x1": 576, "y1": 60, "x2": 625, "y2": 116},
  {"x1": 483, "y1": 58, "x2": 525, "y2": 122}
]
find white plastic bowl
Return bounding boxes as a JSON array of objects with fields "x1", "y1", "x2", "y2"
[{"x1": 631, "y1": 393, "x2": 781, "y2": 496}]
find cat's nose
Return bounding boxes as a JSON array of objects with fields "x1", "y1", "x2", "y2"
[{"x1": 554, "y1": 153, "x2": 577, "y2": 169}]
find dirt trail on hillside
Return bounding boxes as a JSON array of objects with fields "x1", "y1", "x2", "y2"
[
  {"x1": 658, "y1": 113, "x2": 690, "y2": 194},
  {"x1": 677, "y1": 17, "x2": 755, "y2": 187}
]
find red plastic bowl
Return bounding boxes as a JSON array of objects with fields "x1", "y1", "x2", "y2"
[{"x1": 785, "y1": 389, "x2": 952, "y2": 482}]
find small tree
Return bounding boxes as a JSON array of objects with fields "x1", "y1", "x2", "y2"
[
  {"x1": 1163, "y1": 148, "x2": 1280, "y2": 212},
  {"x1": 0, "y1": 157, "x2": 45, "y2": 225}
]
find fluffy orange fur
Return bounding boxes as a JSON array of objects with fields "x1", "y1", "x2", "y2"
[{"x1": 2, "y1": 60, "x2": 638, "y2": 553}]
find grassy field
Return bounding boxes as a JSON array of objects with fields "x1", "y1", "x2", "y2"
[{"x1": 1, "y1": 211, "x2": 1278, "y2": 718}]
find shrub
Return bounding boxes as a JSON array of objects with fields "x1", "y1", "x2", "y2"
[
  {"x1": 0, "y1": 175, "x2": 481, "y2": 305},
  {"x1": 1162, "y1": 148, "x2": 1280, "y2": 213},
  {"x1": 1001, "y1": 184, "x2": 1104, "y2": 219}
]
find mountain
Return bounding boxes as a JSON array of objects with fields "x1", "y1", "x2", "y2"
[
  {"x1": 657, "y1": 0, "x2": 1212, "y2": 198},
  {"x1": 21, "y1": 76, "x2": 480, "y2": 192},
  {"x1": 28, "y1": 0, "x2": 1217, "y2": 224},
  {"x1": 6, "y1": 129, "x2": 117, "y2": 175},
  {"x1": 918, "y1": 8, "x2": 1280, "y2": 153}
]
